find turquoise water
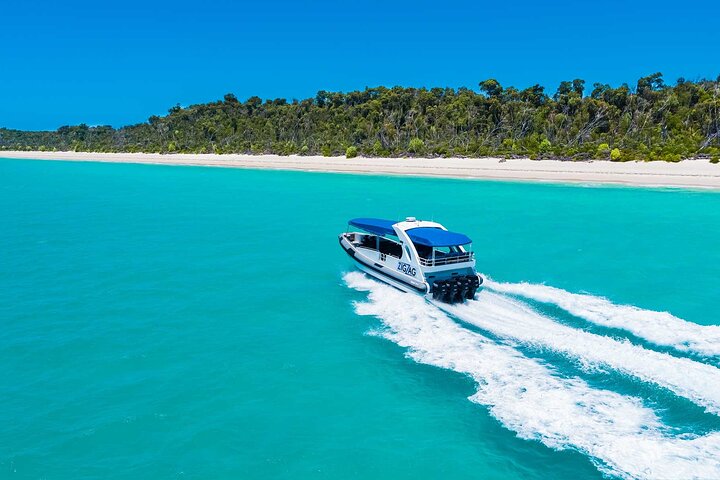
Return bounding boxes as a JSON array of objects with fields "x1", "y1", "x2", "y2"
[{"x1": 3, "y1": 158, "x2": 720, "y2": 479}]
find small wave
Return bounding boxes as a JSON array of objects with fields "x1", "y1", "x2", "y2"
[
  {"x1": 486, "y1": 279, "x2": 720, "y2": 357},
  {"x1": 344, "y1": 272, "x2": 720, "y2": 480},
  {"x1": 443, "y1": 291, "x2": 720, "y2": 416}
]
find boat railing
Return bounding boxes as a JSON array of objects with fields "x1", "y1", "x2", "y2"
[{"x1": 418, "y1": 252, "x2": 474, "y2": 266}]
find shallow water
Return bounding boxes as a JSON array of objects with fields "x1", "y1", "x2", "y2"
[{"x1": 2, "y1": 158, "x2": 720, "y2": 479}]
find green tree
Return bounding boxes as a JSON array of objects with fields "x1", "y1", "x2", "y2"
[
  {"x1": 597, "y1": 143, "x2": 610, "y2": 158},
  {"x1": 408, "y1": 138, "x2": 425, "y2": 154},
  {"x1": 479, "y1": 79, "x2": 503, "y2": 98},
  {"x1": 539, "y1": 138, "x2": 552, "y2": 153}
]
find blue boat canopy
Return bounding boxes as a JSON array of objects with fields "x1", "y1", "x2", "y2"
[
  {"x1": 349, "y1": 218, "x2": 397, "y2": 236},
  {"x1": 407, "y1": 227, "x2": 472, "y2": 247}
]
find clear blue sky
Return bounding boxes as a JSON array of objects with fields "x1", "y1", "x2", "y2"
[{"x1": 2, "y1": 0, "x2": 719, "y2": 130}]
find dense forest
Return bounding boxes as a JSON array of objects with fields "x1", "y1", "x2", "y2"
[{"x1": 2, "y1": 73, "x2": 719, "y2": 162}]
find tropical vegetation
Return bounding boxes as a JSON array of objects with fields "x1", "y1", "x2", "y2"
[{"x1": 1, "y1": 73, "x2": 719, "y2": 162}]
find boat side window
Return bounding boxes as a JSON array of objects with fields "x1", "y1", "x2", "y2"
[
  {"x1": 359, "y1": 234, "x2": 376, "y2": 249},
  {"x1": 404, "y1": 246, "x2": 412, "y2": 260},
  {"x1": 378, "y1": 237, "x2": 402, "y2": 258}
]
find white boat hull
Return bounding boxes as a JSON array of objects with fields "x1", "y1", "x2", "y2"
[{"x1": 354, "y1": 261, "x2": 427, "y2": 296}]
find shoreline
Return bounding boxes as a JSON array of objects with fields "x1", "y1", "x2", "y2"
[{"x1": 3, "y1": 150, "x2": 720, "y2": 189}]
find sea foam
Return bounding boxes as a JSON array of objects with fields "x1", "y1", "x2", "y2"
[
  {"x1": 344, "y1": 272, "x2": 720, "y2": 480},
  {"x1": 443, "y1": 290, "x2": 720, "y2": 416},
  {"x1": 485, "y1": 279, "x2": 720, "y2": 357}
]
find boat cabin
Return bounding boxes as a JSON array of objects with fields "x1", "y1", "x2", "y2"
[{"x1": 345, "y1": 217, "x2": 474, "y2": 268}]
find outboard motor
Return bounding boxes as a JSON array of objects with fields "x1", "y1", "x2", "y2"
[
  {"x1": 432, "y1": 281, "x2": 448, "y2": 302},
  {"x1": 449, "y1": 281, "x2": 460, "y2": 303},
  {"x1": 459, "y1": 277, "x2": 471, "y2": 301},
  {"x1": 432, "y1": 274, "x2": 483, "y2": 304},
  {"x1": 466, "y1": 275, "x2": 481, "y2": 299}
]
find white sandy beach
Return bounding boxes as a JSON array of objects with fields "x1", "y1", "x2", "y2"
[{"x1": 3, "y1": 150, "x2": 720, "y2": 189}]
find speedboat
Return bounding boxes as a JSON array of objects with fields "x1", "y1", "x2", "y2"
[{"x1": 339, "y1": 217, "x2": 483, "y2": 303}]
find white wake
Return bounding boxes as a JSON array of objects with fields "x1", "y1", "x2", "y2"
[
  {"x1": 486, "y1": 279, "x2": 720, "y2": 357},
  {"x1": 345, "y1": 272, "x2": 720, "y2": 480},
  {"x1": 443, "y1": 290, "x2": 720, "y2": 416}
]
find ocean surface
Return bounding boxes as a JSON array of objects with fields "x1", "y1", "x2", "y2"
[{"x1": 3, "y1": 158, "x2": 720, "y2": 479}]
